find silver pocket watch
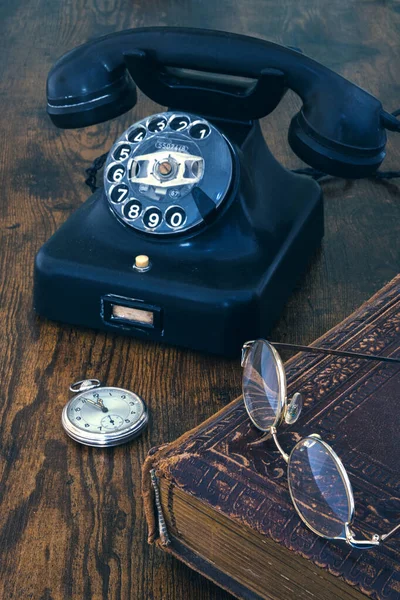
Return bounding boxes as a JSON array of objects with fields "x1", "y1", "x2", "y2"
[{"x1": 62, "y1": 379, "x2": 148, "y2": 447}]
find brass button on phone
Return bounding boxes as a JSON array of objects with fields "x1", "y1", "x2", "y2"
[{"x1": 135, "y1": 255, "x2": 150, "y2": 269}]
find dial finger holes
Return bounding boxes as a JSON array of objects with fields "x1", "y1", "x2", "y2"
[
  {"x1": 110, "y1": 184, "x2": 129, "y2": 204},
  {"x1": 107, "y1": 164, "x2": 126, "y2": 183},
  {"x1": 143, "y1": 207, "x2": 162, "y2": 229},
  {"x1": 165, "y1": 206, "x2": 186, "y2": 229},
  {"x1": 189, "y1": 122, "x2": 211, "y2": 140},
  {"x1": 128, "y1": 126, "x2": 146, "y2": 143},
  {"x1": 170, "y1": 116, "x2": 190, "y2": 131},
  {"x1": 123, "y1": 200, "x2": 142, "y2": 221},
  {"x1": 113, "y1": 144, "x2": 132, "y2": 161},
  {"x1": 148, "y1": 116, "x2": 167, "y2": 132}
]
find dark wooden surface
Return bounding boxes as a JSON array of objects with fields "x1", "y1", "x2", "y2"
[{"x1": 0, "y1": 1, "x2": 399, "y2": 599}]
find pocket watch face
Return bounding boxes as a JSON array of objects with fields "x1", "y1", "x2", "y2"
[
  {"x1": 62, "y1": 387, "x2": 148, "y2": 447},
  {"x1": 104, "y1": 111, "x2": 233, "y2": 235}
]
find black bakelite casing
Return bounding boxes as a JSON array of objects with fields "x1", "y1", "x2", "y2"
[{"x1": 34, "y1": 119, "x2": 323, "y2": 356}]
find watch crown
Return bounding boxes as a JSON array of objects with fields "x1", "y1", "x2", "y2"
[{"x1": 69, "y1": 379, "x2": 101, "y2": 393}]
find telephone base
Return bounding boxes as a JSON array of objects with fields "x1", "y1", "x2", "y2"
[{"x1": 34, "y1": 192, "x2": 323, "y2": 357}]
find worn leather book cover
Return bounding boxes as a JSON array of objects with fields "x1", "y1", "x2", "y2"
[{"x1": 142, "y1": 275, "x2": 400, "y2": 600}]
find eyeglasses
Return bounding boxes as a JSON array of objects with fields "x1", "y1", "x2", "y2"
[{"x1": 241, "y1": 339, "x2": 400, "y2": 549}]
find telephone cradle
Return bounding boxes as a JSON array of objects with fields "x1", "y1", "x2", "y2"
[{"x1": 34, "y1": 28, "x2": 399, "y2": 357}]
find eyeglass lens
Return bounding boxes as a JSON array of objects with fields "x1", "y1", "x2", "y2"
[
  {"x1": 288, "y1": 437, "x2": 352, "y2": 538},
  {"x1": 242, "y1": 340, "x2": 282, "y2": 430}
]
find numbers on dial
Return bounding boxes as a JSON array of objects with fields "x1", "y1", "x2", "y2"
[
  {"x1": 165, "y1": 206, "x2": 187, "y2": 229},
  {"x1": 107, "y1": 164, "x2": 126, "y2": 183},
  {"x1": 110, "y1": 184, "x2": 129, "y2": 204},
  {"x1": 123, "y1": 200, "x2": 142, "y2": 221},
  {"x1": 113, "y1": 144, "x2": 132, "y2": 161},
  {"x1": 128, "y1": 126, "x2": 146, "y2": 143},
  {"x1": 143, "y1": 207, "x2": 162, "y2": 229},
  {"x1": 190, "y1": 123, "x2": 211, "y2": 140},
  {"x1": 170, "y1": 116, "x2": 190, "y2": 132},
  {"x1": 148, "y1": 117, "x2": 167, "y2": 133}
]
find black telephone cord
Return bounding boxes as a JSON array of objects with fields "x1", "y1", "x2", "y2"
[{"x1": 85, "y1": 152, "x2": 109, "y2": 193}]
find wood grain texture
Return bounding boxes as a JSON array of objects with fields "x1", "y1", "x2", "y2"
[{"x1": 0, "y1": 1, "x2": 399, "y2": 599}]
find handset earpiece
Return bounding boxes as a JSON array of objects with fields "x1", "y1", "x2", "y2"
[
  {"x1": 288, "y1": 81, "x2": 387, "y2": 178},
  {"x1": 47, "y1": 37, "x2": 138, "y2": 128}
]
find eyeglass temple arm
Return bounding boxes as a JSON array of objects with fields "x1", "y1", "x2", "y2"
[
  {"x1": 241, "y1": 341, "x2": 400, "y2": 365},
  {"x1": 346, "y1": 522, "x2": 400, "y2": 548},
  {"x1": 271, "y1": 342, "x2": 400, "y2": 364},
  {"x1": 380, "y1": 522, "x2": 400, "y2": 542}
]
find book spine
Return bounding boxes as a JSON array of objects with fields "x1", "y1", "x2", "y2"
[
  {"x1": 142, "y1": 445, "x2": 173, "y2": 547},
  {"x1": 150, "y1": 469, "x2": 171, "y2": 547}
]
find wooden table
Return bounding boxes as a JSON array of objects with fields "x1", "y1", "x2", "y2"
[{"x1": 0, "y1": 1, "x2": 399, "y2": 599}]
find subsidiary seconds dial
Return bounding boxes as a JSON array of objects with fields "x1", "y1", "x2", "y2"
[{"x1": 62, "y1": 379, "x2": 148, "y2": 447}]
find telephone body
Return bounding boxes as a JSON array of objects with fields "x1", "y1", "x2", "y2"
[{"x1": 34, "y1": 28, "x2": 398, "y2": 356}]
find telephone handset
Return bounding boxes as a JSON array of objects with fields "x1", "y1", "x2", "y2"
[
  {"x1": 47, "y1": 27, "x2": 399, "y2": 176},
  {"x1": 35, "y1": 28, "x2": 399, "y2": 356}
]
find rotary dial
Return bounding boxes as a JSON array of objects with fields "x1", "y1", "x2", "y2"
[{"x1": 104, "y1": 112, "x2": 233, "y2": 235}]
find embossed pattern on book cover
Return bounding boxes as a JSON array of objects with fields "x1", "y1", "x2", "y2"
[{"x1": 155, "y1": 276, "x2": 400, "y2": 599}]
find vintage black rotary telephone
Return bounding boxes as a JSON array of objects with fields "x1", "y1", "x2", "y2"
[{"x1": 34, "y1": 28, "x2": 400, "y2": 356}]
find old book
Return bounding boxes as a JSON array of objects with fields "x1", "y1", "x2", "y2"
[{"x1": 142, "y1": 275, "x2": 400, "y2": 600}]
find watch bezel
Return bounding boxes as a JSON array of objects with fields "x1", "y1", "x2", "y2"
[{"x1": 62, "y1": 386, "x2": 148, "y2": 447}]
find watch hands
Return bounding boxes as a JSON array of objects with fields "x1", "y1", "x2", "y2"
[
  {"x1": 108, "y1": 415, "x2": 115, "y2": 425},
  {"x1": 83, "y1": 397, "x2": 108, "y2": 413}
]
